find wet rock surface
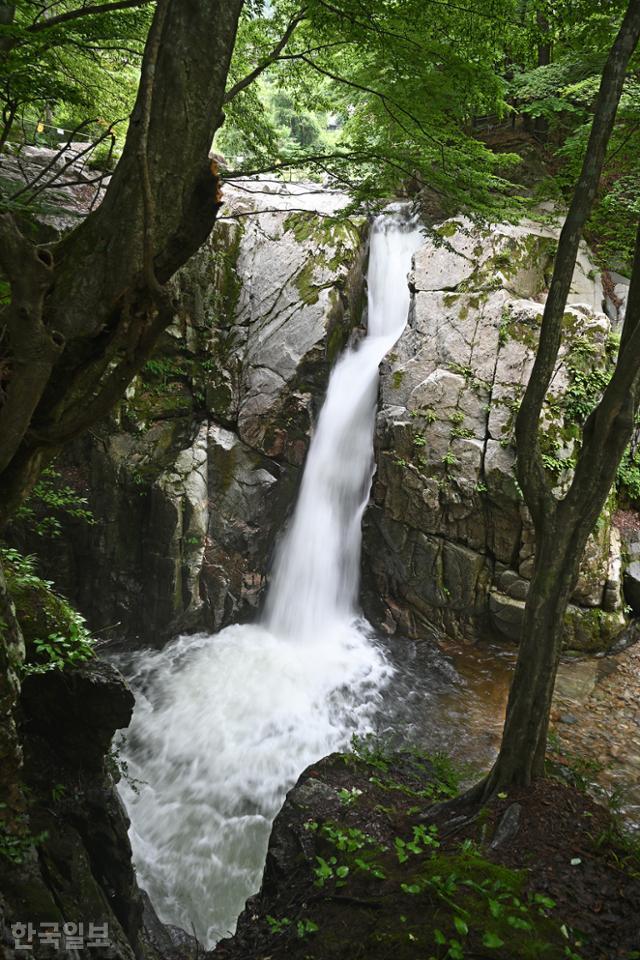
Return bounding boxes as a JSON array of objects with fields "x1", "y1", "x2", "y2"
[
  {"x1": 364, "y1": 216, "x2": 627, "y2": 651},
  {"x1": 1, "y1": 657, "x2": 145, "y2": 960},
  {"x1": 550, "y1": 635, "x2": 640, "y2": 827}
]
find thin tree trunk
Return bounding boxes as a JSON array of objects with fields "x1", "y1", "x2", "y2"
[
  {"x1": 483, "y1": 525, "x2": 587, "y2": 793},
  {"x1": 0, "y1": 100, "x2": 17, "y2": 153},
  {"x1": 533, "y1": 13, "x2": 551, "y2": 142},
  {"x1": 478, "y1": 0, "x2": 640, "y2": 798}
]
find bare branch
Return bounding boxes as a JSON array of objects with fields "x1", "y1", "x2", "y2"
[{"x1": 224, "y1": 9, "x2": 307, "y2": 104}]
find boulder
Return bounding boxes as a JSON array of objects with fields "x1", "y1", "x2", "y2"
[{"x1": 623, "y1": 560, "x2": 640, "y2": 614}]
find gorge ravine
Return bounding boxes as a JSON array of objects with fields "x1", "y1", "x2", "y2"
[{"x1": 116, "y1": 210, "x2": 425, "y2": 945}]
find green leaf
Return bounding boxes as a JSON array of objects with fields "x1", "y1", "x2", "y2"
[
  {"x1": 488, "y1": 898, "x2": 503, "y2": 918},
  {"x1": 483, "y1": 931, "x2": 505, "y2": 948},
  {"x1": 453, "y1": 916, "x2": 469, "y2": 937}
]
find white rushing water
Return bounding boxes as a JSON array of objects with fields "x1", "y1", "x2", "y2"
[{"x1": 117, "y1": 209, "x2": 424, "y2": 946}]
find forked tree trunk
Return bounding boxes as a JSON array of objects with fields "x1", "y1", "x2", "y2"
[
  {"x1": 0, "y1": 0, "x2": 244, "y2": 825},
  {"x1": 0, "y1": 0, "x2": 244, "y2": 525},
  {"x1": 478, "y1": 0, "x2": 640, "y2": 798}
]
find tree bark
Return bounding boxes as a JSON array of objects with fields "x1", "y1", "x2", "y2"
[
  {"x1": 0, "y1": 0, "x2": 244, "y2": 826},
  {"x1": 0, "y1": 0, "x2": 244, "y2": 526},
  {"x1": 0, "y1": 558, "x2": 27, "y2": 827}
]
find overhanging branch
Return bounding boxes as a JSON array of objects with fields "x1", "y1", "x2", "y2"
[
  {"x1": 514, "y1": 0, "x2": 640, "y2": 531},
  {"x1": 27, "y1": 0, "x2": 153, "y2": 33},
  {"x1": 224, "y1": 8, "x2": 307, "y2": 104}
]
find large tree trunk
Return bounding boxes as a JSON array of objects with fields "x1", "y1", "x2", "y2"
[
  {"x1": 0, "y1": 0, "x2": 244, "y2": 830},
  {"x1": 478, "y1": 0, "x2": 640, "y2": 798},
  {"x1": 0, "y1": 0, "x2": 244, "y2": 526},
  {"x1": 485, "y1": 529, "x2": 576, "y2": 789}
]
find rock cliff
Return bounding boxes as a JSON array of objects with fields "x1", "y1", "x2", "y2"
[
  {"x1": 14, "y1": 183, "x2": 367, "y2": 645},
  {"x1": 363, "y1": 216, "x2": 629, "y2": 650}
]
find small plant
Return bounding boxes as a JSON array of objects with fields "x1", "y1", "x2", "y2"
[
  {"x1": 296, "y1": 919, "x2": 319, "y2": 938},
  {"x1": 27, "y1": 626, "x2": 95, "y2": 675},
  {"x1": 15, "y1": 466, "x2": 94, "y2": 539},
  {"x1": 1, "y1": 547, "x2": 96, "y2": 676},
  {"x1": 108, "y1": 736, "x2": 147, "y2": 795},
  {"x1": 442, "y1": 451, "x2": 458, "y2": 467},
  {"x1": 395, "y1": 824, "x2": 440, "y2": 863},
  {"x1": 0, "y1": 817, "x2": 48, "y2": 865},
  {"x1": 449, "y1": 362, "x2": 474, "y2": 380},
  {"x1": 423, "y1": 406, "x2": 437, "y2": 424},
  {"x1": 337, "y1": 787, "x2": 363, "y2": 806},
  {"x1": 51, "y1": 783, "x2": 66, "y2": 802},
  {"x1": 266, "y1": 915, "x2": 291, "y2": 935}
]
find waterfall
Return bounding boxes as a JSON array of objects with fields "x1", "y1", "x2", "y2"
[
  {"x1": 117, "y1": 208, "x2": 424, "y2": 946},
  {"x1": 264, "y1": 213, "x2": 424, "y2": 641}
]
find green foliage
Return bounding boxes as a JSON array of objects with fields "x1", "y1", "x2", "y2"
[
  {"x1": 266, "y1": 915, "x2": 291, "y2": 934},
  {"x1": 212, "y1": 0, "x2": 526, "y2": 218},
  {"x1": 348, "y1": 736, "x2": 462, "y2": 802},
  {"x1": 107, "y1": 735, "x2": 146, "y2": 796},
  {"x1": 616, "y1": 448, "x2": 640, "y2": 504},
  {"x1": 562, "y1": 335, "x2": 613, "y2": 425},
  {"x1": 266, "y1": 914, "x2": 319, "y2": 938},
  {"x1": 1, "y1": 546, "x2": 95, "y2": 674},
  {"x1": 0, "y1": 1, "x2": 149, "y2": 155},
  {"x1": 0, "y1": 816, "x2": 48, "y2": 864},
  {"x1": 507, "y1": 1, "x2": 639, "y2": 271},
  {"x1": 15, "y1": 466, "x2": 93, "y2": 538},
  {"x1": 337, "y1": 786, "x2": 363, "y2": 806},
  {"x1": 296, "y1": 918, "x2": 319, "y2": 938}
]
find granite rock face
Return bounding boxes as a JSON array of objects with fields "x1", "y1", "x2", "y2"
[
  {"x1": 363, "y1": 217, "x2": 626, "y2": 651},
  {"x1": 13, "y1": 184, "x2": 367, "y2": 645}
]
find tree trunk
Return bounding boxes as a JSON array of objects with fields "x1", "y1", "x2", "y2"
[
  {"x1": 483, "y1": 518, "x2": 589, "y2": 794},
  {"x1": 477, "y1": 0, "x2": 640, "y2": 798},
  {"x1": 0, "y1": 558, "x2": 27, "y2": 827},
  {"x1": 533, "y1": 13, "x2": 551, "y2": 142},
  {"x1": 0, "y1": 0, "x2": 244, "y2": 828},
  {"x1": 0, "y1": 0, "x2": 244, "y2": 526}
]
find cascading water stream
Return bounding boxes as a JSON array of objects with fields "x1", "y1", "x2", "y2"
[{"x1": 117, "y1": 209, "x2": 424, "y2": 946}]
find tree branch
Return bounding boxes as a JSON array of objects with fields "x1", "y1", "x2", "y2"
[
  {"x1": 296, "y1": 54, "x2": 443, "y2": 149},
  {"x1": 224, "y1": 8, "x2": 307, "y2": 104},
  {"x1": 564, "y1": 217, "x2": 640, "y2": 514},
  {"x1": 27, "y1": 0, "x2": 153, "y2": 33}
]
